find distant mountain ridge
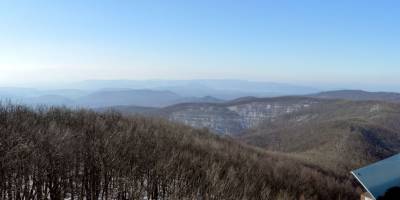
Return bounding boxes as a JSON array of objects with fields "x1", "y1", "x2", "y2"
[
  {"x1": 95, "y1": 105, "x2": 156, "y2": 115},
  {"x1": 0, "y1": 88, "x2": 223, "y2": 108},
  {"x1": 76, "y1": 89, "x2": 182, "y2": 107},
  {"x1": 0, "y1": 79, "x2": 320, "y2": 107},
  {"x1": 59, "y1": 79, "x2": 320, "y2": 99},
  {"x1": 310, "y1": 90, "x2": 400, "y2": 103}
]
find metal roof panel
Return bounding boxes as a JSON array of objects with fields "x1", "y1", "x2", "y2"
[{"x1": 351, "y1": 154, "x2": 400, "y2": 199}]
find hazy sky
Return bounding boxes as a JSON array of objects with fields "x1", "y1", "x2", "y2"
[{"x1": 0, "y1": 0, "x2": 399, "y2": 87}]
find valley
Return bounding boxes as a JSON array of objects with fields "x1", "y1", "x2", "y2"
[
  {"x1": 2, "y1": 87, "x2": 400, "y2": 199},
  {"x1": 98, "y1": 90, "x2": 400, "y2": 178},
  {"x1": 154, "y1": 97, "x2": 321, "y2": 135}
]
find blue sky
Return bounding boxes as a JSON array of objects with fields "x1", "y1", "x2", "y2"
[{"x1": 0, "y1": 0, "x2": 399, "y2": 89}]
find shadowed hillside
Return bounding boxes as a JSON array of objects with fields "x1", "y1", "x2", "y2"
[
  {"x1": 240, "y1": 100, "x2": 400, "y2": 175},
  {"x1": 0, "y1": 104, "x2": 357, "y2": 200}
]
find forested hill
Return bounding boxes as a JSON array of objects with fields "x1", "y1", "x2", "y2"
[
  {"x1": 240, "y1": 100, "x2": 400, "y2": 175},
  {"x1": 0, "y1": 104, "x2": 357, "y2": 200}
]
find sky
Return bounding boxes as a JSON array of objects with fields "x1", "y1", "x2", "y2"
[{"x1": 0, "y1": 0, "x2": 399, "y2": 89}]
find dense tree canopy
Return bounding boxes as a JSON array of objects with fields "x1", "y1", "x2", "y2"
[{"x1": 0, "y1": 104, "x2": 357, "y2": 199}]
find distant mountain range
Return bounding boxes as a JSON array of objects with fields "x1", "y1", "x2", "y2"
[
  {"x1": 0, "y1": 79, "x2": 320, "y2": 107},
  {"x1": 48, "y1": 79, "x2": 320, "y2": 99},
  {"x1": 3, "y1": 81, "x2": 400, "y2": 111},
  {"x1": 77, "y1": 89, "x2": 182, "y2": 107},
  {"x1": 0, "y1": 88, "x2": 222, "y2": 108},
  {"x1": 309, "y1": 90, "x2": 400, "y2": 103}
]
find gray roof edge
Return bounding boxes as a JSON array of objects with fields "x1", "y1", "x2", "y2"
[{"x1": 351, "y1": 171, "x2": 377, "y2": 200}]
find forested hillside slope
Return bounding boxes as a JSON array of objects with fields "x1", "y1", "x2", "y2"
[
  {"x1": 0, "y1": 104, "x2": 357, "y2": 199},
  {"x1": 240, "y1": 100, "x2": 400, "y2": 175}
]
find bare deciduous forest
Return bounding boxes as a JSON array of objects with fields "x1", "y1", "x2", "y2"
[{"x1": 0, "y1": 104, "x2": 358, "y2": 199}]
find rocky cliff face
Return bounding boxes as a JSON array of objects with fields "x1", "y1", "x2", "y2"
[{"x1": 162, "y1": 97, "x2": 320, "y2": 135}]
